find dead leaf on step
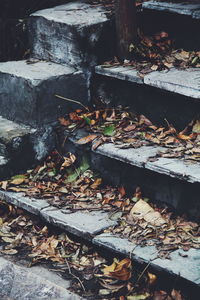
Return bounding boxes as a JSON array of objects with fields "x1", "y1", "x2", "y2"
[
  {"x1": 10, "y1": 178, "x2": 26, "y2": 185},
  {"x1": 76, "y1": 134, "x2": 97, "y2": 145},
  {"x1": 130, "y1": 199, "x2": 166, "y2": 226},
  {"x1": 192, "y1": 120, "x2": 200, "y2": 133},
  {"x1": 103, "y1": 258, "x2": 132, "y2": 281}
]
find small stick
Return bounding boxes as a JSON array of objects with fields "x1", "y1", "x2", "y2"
[
  {"x1": 65, "y1": 259, "x2": 86, "y2": 292},
  {"x1": 55, "y1": 94, "x2": 89, "y2": 111}
]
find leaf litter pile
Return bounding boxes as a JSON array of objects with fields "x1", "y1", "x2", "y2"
[
  {"x1": 104, "y1": 30, "x2": 200, "y2": 77},
  {"x1": 0, "y1": 200, "x2": 187, "y2": 299},
  {"x1": 0, "y1": 147, "x2": 199, "y2": 257},
  {"x1": 60, "y1": 107, "x2": 200, "y2": 162}
]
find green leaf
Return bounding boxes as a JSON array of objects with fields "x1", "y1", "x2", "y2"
[
  {"x1": 65, "y1": 170, "x2": 79, "y2": 183},
  {"x1": 11, "y1": 174, "x2": 27, "y2": 180},
  {"x1": 83, "y1": 116, "x2": 91, "y2": 125},
  {"x1": 127, "y1": 293, "x2": 150, "y2": 300},
  {"x1": 103, "y1": 125, "x2": 116, "y2": 136},
  {"x1": 79, "y1": 155, "x2": 90, "y2": 172}
]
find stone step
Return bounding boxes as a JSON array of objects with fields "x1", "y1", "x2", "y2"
[
  {"x1": 0, "y1": 60, "x2": 88, "y2": 127},
  {"x1": 0, "y1": 188, "x2": 199, "y2": 291},
  {"x1": 140, "y1": 1, "x2": 200, "y2": 50},
  {"x1": 95, "y1": 65, "x2": 200, "y2": 99},
  {"x1": 142, "y1": 1, "x2": 200, "y2": 19},
  {"x1": 0, "y1": 117, "x2": 37, "y2": 178},
  {"x1": 0, "y1": 191, "x2": 117, "y2": 240},
  {"x1": 93, "y1": 233, "x2": 200, "y2": 289},
  {"x1": 0, "y1": 257, "x2": 81, "y2": 300},
  {"x1": 28, "y1": 2, "x2": 113, "y2": 69},
  {"x1": 94, "y1": 66, "x2": 200, "y2": 129},
  {"x1": 0, "y1": 116, "x2": 59, "y2": 178},
  {"x1": 0, "y1": 155, "x2": 10, "y2": 179},
  {"x1": 63, "y1": 129, "x2": 200, "y2": 221}
]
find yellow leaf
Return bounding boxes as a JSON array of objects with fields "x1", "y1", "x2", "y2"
[
  {"x1": 10, "y1": 178, "x2": 25, "y2": 185},
  {"x1": 192, "y1": 120, "x2": 200, "y2": 133}
]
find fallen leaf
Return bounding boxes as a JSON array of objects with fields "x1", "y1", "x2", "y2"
[
  {"x1": 130, "y1": 199, "x2": 166, "y2": 226},
  {"x1": 76, "y1": 135, "x2": 97, "y2": 145},
  {"x1": 103, "y1": 258, "x2": 132, "y2": 281},
  {"x1": 103, "y1": 125, "x2": 116, "y2": 136}
]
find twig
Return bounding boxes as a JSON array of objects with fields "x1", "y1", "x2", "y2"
[
  {"x1": 65, "y1": 259, "x2": 86, "y2": 292},
  {"x1": 55, "y1": 94, "x2": 89, "y2": 111},
  {"x1": 136, "y1": 260, "x2": 152, "y2": 284}
]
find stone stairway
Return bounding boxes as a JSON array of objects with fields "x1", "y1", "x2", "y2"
[
  {"x1": 0, "y1": 1, "x2": 111, "y2": 176},
  {"x1": 0, "y1": 0, "x2": 200, "y2": 296}
]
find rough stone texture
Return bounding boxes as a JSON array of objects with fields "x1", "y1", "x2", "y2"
[
  {"x1": 28, "y1": 2, "x2": 113, "y2": 69},
  {"x1": 142, "y1": 1, "x2": 200, "y2": 18},
  {"x1": 0, "y1": 191, "x2": 49, "y2": 214},
  {"x1": 0, "y1": 156, "x2": 10, "y2": 179},
  {"x1": 94, "y1": 142, "x2": 200, "y2": 184},
  {"x1": 95, "y1": 66, "x2": 143, "y2": 84},
  {"x1": 93, "y1": 233, "x2": 200, "y2": 286},
  {"x1": 0, "y1": 191, "x2": 117, "y2": 239},
  {"x1": 144, "y1": 68, "x2": 200, "y2": 99},
  {"x1": 0, "y1": 60, "x2": 87, "y2": 127},
  {"x1": 63, "y1": 130, "x2": 200, "y2": 221},
  {"x1": 94, "y1": 66, "x2": 200, "y2": 130},
  {"x1": 0, "y1": 116, "x2": 36, "y2": 161},
  {"x1": 41, "y1": 207, "x2": 117, "y2": 239},
  {"x1": 95, "y1": 65, "x2": 200, "y2": 99},
  {"x1": 0, "y1": 257, "x2": 81, "y2": 300}
]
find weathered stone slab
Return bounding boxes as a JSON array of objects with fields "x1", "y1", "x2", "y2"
[
  {"x1": 0, "y1": 190, "x2": 117, "y2": 239},
  {"x1": 146, "y1": 157, "x2": 200, "y2": 183},
  {"x1": 95, "y1": 143, "x2": 162, "y2": 168},
  {"x1": 142, "y1": 1, "x2": 200, "y2": 18},
  {"x1": 29, "y1": 2, "x2": 112, "y2": 68},
  {"x1": 95, "y1": 66, "x2": 143, "y2": 84},
  {"x1": 94, "y1": 142, "x2": 200, "y2": 183},
  {"x1": 0, "y1": 116, "x2": 34, "y2": 145},
  {"x1": 93, "y1": 233, "x2": 200, "y2": 286},
  {"x1": 0, "y1": 257, "x2": 81, "y2": 300},
  {"x1": 0, "y1": 191, "x2": 48, "y2": 215},
  {"x1": 41, "y1": 207, "x2": 117, "y2": 239},
  {"x1": 144, "y1": 68, "x2": 200, "y2": 99},
  {"x1": 0, "y1": 60, "x2": 87, "y2": 126}
]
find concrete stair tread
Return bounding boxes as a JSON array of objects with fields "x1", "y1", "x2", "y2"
[
  {"x1": 0, "y1": 257, "x2": 81, "y2": 300},
  {"x1": 31, "y1": 2, "x2": 108, "y2": 27},
  {"x1": 0, "y1": 191, "x2": 117, "y2": 239},
  {"x1": 0, "y1": 191, "x2": 199, "y2": 288},
  {"x1": 0, "y1": 60, "x2": 87, "y2": 126},
  {"x1": 69, "y1": 130, "x2": 200, "y2": 184},
  {"x1": 0, "y1": 116, "x2": 35, "y2": 144},
  {"x1": 142, "y1": 1, "x2": 200, "y2": 19},
  {"x1": 0, "y1": 60, "x2": 78, "y2": 84},
  {"x1": 95, "y1": 65, "x2": 200, "y2": 99},
  {"x1": 93, "y1": 233, "x2": 200, "y2": 286}
]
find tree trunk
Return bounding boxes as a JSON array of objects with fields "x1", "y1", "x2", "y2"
[{"x1": 115, "y1": 0, "x2": 137, "y2": 61}]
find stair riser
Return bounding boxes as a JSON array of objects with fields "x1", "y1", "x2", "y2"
[
  {"x1": 63, "y1": 138, "x2": 200, "y2": 222},
  {"x1": 93, "y1": 74, "x2": 200, "y2": 130},
  {"x1": 0, "y1": 66, "x2": 88, "y2": 127},
  {"x1": 139, "y1": 10, "x2": 200, "y2": 51}
]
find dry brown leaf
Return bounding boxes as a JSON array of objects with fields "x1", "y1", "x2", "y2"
[
  {"x1": 61, "y1": 153, "x2": 76, "y2": 169},
  {"x1": 147, "y1": 272, "x2": 157, "y2": 285},
  {"x1": 171, "y1": 289, "x2": 184, "y2": 300},
  {"x1": 76, "y1": 134, "x2": 97, "y2": 145},
  {"x1": 103, "y1": 258, "x2": 132, "y2": 281}
]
